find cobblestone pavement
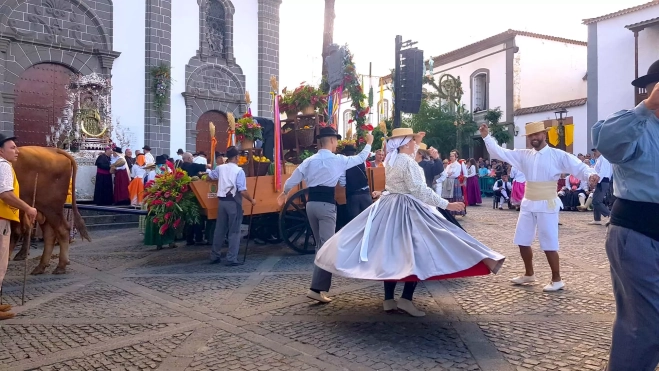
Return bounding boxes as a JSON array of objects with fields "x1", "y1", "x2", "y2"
[{"x1": 0, "y1": 204, "x2": 648, "y2": 370}]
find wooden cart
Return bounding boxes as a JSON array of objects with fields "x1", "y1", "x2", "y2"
[{"x1": 190, "y1": 166, "x2": 385, "y2": 254}]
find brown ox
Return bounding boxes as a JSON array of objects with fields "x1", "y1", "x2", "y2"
[{"x1": 9, "y1": 147, "x2": 90, "y2": 274}]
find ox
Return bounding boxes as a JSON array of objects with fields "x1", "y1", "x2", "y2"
[{"x1": 10, "y1": 147, "x2": 90, "y2": 274}]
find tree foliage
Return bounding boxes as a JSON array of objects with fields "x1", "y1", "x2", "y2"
[
  {"x1": 404, "y1": 99, "x2": 477, "y2": 158},
  {"x1": 484, "y1": 107, "x2": 511, "y2": 145}
]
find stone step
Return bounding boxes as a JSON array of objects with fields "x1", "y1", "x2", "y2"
[
  {"x1": 85, "y1": 222, "x2": 139, "y2": 231},
  {"x1": 82, "y1": 214, "x2": 139, "y2": 226}
]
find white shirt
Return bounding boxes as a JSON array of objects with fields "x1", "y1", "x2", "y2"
[
  {"x1": 144, "y1": 152, "x2": 155, "y2": 165},
  {"x1": 467, "y1": 165, "x2": 477, "y2": 178},
  {"x1": 194, "y1": 156, "x2": 208, "y2": 165},
  {"x1": 111, "y1": 155, "x2": 127, "y2": 170},
  {"x1": 217, "y1": 162, "x2": 247, "y2": 197},
  {"x1": 493, "y1": 179, "x2": 512, "y2": 192},
  {"x1": 483, "y1": 135, "x2": 596, "y2": 212},
  {"x1": 131, "y1": 165, "x2": 146, "y2": 179},
  {"x1": 284, "y1": 145, "x2": 371, "y2": 194},
  {"x1": 445, "y1": 161, "x2": 467, "y2": 179},
  {"x1": 510, "y1": 167, "x2": 526, "y2": 183},
  {"x1": 594, "y1": 155, "x2": 613, "y2": 182},
  {"x1": 0, "y1": 159, "x2": 14, "y2": 194}
]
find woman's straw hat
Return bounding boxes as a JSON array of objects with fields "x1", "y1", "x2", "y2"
[
  {"x1": 523, "y1": 121, "x2": 549, "y2": 136},
  {"x1": 388, "y1": 127, "x2": 420, "y2": 139},
  {"x1": 418, "y1": 143, "x2": 428, "y2": 150}
]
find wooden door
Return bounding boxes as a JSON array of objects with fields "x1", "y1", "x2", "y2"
[
  {"x1": 14, "y1": 63, "x2": 74, "y2": 146},
  {"x1": 196, "y1": 110, "x2": 229, "y2": 155}
]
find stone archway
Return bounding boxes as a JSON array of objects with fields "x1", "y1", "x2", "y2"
[
  {"x1": 195, "y1": 110, "x2": 229, "y2": 156},
  {"x1": 14, "y1": 63, "x2": 75, "y2": 146}
]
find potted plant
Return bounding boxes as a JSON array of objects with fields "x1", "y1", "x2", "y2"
[
  {"x1": 279, "y1": 89, "x2": 298, "y2": 119},
  {"x1": 289, "y1": 84, "x2": 327, "y2": 115},
  {"x1": 236, "y1": 112, "x2": 263, "y2": 149}
]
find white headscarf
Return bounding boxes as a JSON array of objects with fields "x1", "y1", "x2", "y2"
[{"x1": 384, "y1": 136, "x2": 412, "y2": 167}]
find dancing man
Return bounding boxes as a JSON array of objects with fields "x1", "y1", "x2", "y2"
[
  {"x1": 481, "y1": 122, "x2": 599, "y2": 291},
  {"x1": 278, "y1": 127, "x2": 373, "y2": 303},
  {"x1": 592, "y1": 62, "x2": 659, "y2": 370}
]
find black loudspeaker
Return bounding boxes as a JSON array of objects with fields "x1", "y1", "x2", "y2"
[
  {"x1": 399, "y1": 48, "x2": 423, "y2": 114},
  {"x1": 325, "y1": 44, "x2": 346, "y2": 91}
]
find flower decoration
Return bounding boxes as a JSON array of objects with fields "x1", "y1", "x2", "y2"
[
  {"x1": 150, "y1": 64, "x2": 173, "y2": 119},
  {"x1": 144, "y1": 168, "x2": 200, "y2": 236},
  {"x1": 279, "y1": 83, "x2": 327, "y2": 114},
  {"x1": 235, "y1": 112, "x2": 263, "y2": 142},
  {"x1": 341, "y1": 46, "x2": 371, "y2": 150},
  {"x1": 336, "y1": 139, "x2": 356, "y2": 153}
]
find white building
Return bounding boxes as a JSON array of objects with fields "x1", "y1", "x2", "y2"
[
  {"x1": 584, "y1": 0, "x2": 659, "y2": 147},
  {"x1": 2, "y1": 0, "x2": 282, "y2": 156}
]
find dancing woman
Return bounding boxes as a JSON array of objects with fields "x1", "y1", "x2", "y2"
[{"x1": 315, "y1": 128, "x2": 505, "y2": 317}]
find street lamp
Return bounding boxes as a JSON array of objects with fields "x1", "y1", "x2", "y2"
[{"x1": 554, "y1": 108, "x2": 568, "y2": 150}]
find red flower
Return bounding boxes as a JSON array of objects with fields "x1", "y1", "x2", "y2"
[
  {"x1": 358, "y1": 137, "x2": 365, "y2": 144},
  {"x1": 152, "y1": 199, "x2": 163, "y2": 206},
  {"x1": 146, "y1": 180, "x2": 155, "y2": 188},
  {"x1": 155, "y1": 191, "x2": 162, "y2": 197},
  {"x1": 164, "y1": 191, "x2": 171, "y2": 198},
  {"x1": 181, "y1": 185, "x2": 188, "y2": 192},
  {"x1": 360, "y1": 124, "x2": 374, "y2": 131},
  {"x1": 175, "y1": 171, "x2": 184, "y2": 179},
  {"x1": 152, "y1": 217, "x2": 160, "y2": 224},
  {"x1": 159, "y1": 224, "x2": 169, "y2": 235},
  {"x1": 176, "y1": 193, "x2": 183, "y2": 202},
  {"x1": 173, "y1": 218, "x2": 182, "y2": 228},
  {"x1": 164, "y1": 212, "x2": 172, "y2": 220},
  {"x1": 165, "y1": 201, "x2": 174, "y2": 208},
  {"x1": 348, "y1": 119, "x2": 354, "y2": 124}
]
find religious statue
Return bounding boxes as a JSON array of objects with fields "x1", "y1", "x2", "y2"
[
  {"x1": 76, "y1": 96, "x2": 106, "y2": 137},
  {"x1": 206, "y1": 0, "x2": 226, "y2": 56}
]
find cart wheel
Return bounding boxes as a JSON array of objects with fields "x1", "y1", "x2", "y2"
[{"x1": 279, "y1": 188, "x2": 316, "y2": 254}]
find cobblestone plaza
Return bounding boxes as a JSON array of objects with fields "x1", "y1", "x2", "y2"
[{"x1": 0, "y1": 206, "x2": 642, "y2": 371}]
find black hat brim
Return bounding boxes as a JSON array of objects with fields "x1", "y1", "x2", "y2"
[
  {"x1": 0, "y1": 136, "x2": 17, "y2": 147},
  {"x1": 632, "y1": 72, "x2": 659, "y2": 88},
  {"x1": 316, "y1": 133, "x2": 342, "y2": 140}
]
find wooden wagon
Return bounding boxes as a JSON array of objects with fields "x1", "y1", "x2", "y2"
[{"x1": 190, "y1": 166, "x2": 385, "y2": 254}]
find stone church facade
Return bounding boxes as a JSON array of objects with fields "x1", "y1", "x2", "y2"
[{"x1": 0, "y1": 0, "x2": 282, "y2": 155}]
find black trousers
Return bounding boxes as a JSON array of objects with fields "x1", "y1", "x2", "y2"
[
  {"x1": 347, "y1": 192, "x2": 373, "y2": 220},
  {"x1": 384, "y1": 281, "x2": 418, "y2": 300},
  {"x1": 185, "y1": 217, "x2": 206, "y2": 244}
]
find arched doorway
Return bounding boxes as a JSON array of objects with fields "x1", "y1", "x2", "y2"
[
  {"x1": 196, "y1": 110, "x2": 229, "y2": 155},
  {"x1": 14, "y1": 63, "x2": 75, "y2": 146}
]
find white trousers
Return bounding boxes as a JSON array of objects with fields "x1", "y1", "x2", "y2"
[{"x1": 513, "y1": 211, "x2": 559, "y2": 251}]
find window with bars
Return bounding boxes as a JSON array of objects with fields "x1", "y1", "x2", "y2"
[{"x1": 472, "y1": 73, "x2": 487, "y2": 113}]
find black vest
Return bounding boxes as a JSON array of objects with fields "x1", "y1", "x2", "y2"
[{"x1": 345, "y1": 164, "x2": 369, "y2": 196}]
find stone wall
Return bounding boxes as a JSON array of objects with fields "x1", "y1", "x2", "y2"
[
  {"x1": 257, "y1": 0, "x2": 281, "y2": 119},
  {"x1": 144, "y1": 0, "x2": 172, "y2": 155}
]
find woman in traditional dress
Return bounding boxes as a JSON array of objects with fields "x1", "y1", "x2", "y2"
[
  {"x1": 509, "y1": 166, "x2": 526, "y2": 210},
  {"x1": 441, "y1": 150, "x2": 468, "y2": 216},
  {"x1": 465, "y1": 158, "x2": 482, "y2": 206},
  {"x1": 93, "y1": 147, "x2": 114, "y2": 206},
  {"x1": 110, "y1": 147, "x2": 130, "y2": 205},
  {"x1": 128, "y1": 153, "x2": 146, "y2": 206},
  {"x1": 315, "y1": 128, "x2": 505, "y2": 317}
]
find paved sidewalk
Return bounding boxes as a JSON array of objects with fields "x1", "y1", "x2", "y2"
[{"x1": 0, "y1": 206, "x2": 631, "y2": 370}]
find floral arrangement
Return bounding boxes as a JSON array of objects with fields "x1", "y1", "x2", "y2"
[
  {"x1": 341, "y1": 46, "x2": 371, "y2": 149},
  {"x1": 144, "y1": 167, "x2": 200, "y2": 235},
  {"x1": 279, "y1": 83, "x2": 327, "y2": 114},
  {"x1": 235, "y1": 112, "x2": 263, "y2": 141},
  {"x1": 150, "y1": 64, "x2": 173, "y2": 119}
]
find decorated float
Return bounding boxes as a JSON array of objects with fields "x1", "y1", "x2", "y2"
[{"x1": 189, "y1": 45, "x2": 387, "y2": 254}]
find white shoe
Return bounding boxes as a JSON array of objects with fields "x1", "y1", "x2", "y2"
[
  {"x1": 543, "y1": 281, "x2": 565, "y2": 292},
  {"x1": 588, "y1": 221, "x2": 602, "y2": 225},
  {"x1": 511, "y1": 275, "x2": 536, "y2": 285},
  {"x1": 307, "y1": 290, "x2": 332, "y2": 303},
  {"x1": 397, "y1": 298, "x2": 425, "y2": 317},
  {"x1": 383, "y1": 299, "x2": 397, "y2": 312}
]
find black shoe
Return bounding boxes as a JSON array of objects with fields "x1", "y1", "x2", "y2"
[
  {"x1": 210, "y1": 259, "x2": 221, "y2": 265},
  {"x1": 225, "y1": 262, "x2": 243, "y2": 267}
]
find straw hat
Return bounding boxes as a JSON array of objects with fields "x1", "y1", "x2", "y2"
[
  {"x1": 388, "y1": 127, "x2": 420, "y2": 139},
  {"x1": 523, "y1": 121, "x2": 549, "y2": 136},
  {"x1": 418, "y1": 143, "x2": 428, "y2": 150}
]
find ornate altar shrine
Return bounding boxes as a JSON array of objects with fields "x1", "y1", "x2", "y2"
[{"x1": 48, "y1": 73, "x2": 113, "y2": 201}]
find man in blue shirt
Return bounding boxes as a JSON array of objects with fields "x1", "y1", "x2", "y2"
[{"x1": 592, "y1": 59, "x2": 659, "y2": 371}]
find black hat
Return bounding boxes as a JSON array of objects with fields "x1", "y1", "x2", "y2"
[
  {"x1": 155, "y1": 155, "x2": 166, "y2": 164},
  {"x1": 226, "y1": 147, "x2": 239, "y2": 159},
  {"x1": 113, "y1": 147, "x2": 122, "y2": 153},
  {"x1": 632, "y1": 59, "x2": 659, "y2": 88},
  {"x1": 341, "y1": 145, "x2": 357, "y2": 155},
  {"x1": 142, "y1": 145, "x2": 151, "y2": 151},
  {"x1": 316, "y1": 127, "x2": 342, "y2": 140},
  {"x1": 176, "y1": 148, "x2": 184, "y2": 155},
  {"x1": 0, "y1": 133, "x2": 17, "y2": 147}
]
